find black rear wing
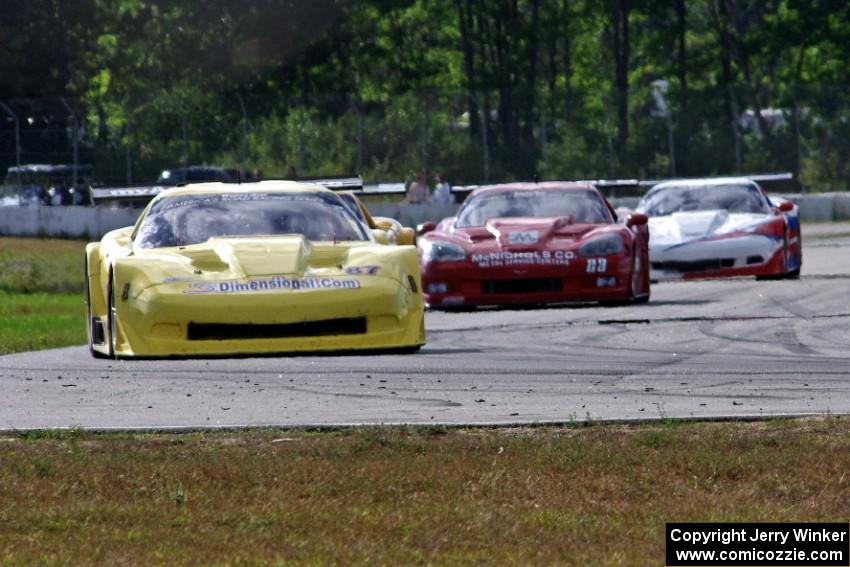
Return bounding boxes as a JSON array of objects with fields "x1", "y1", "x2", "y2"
[
  {"x1": 89, "y1": 175, "x2": 368, "y2": 206},
  {"x1": 448, "y1": 180, "x2": 653, "y2": 200},
  {"x1": 593, "y1": 173, "x2": 799, "y2": 197},
  {"x1": 292, "y1": 175, "x2": 364, "y2": 191},
  {"x1": 450, "y1": 173, "x2": 798, "y2": 200},
  {"x1": 89, "y1": 185, "x2": 168, "y2": 205},
  {"x1": 298, "y1": 176, "x2": 407, "y2": 195}
]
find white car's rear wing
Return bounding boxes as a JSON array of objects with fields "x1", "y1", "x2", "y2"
[{"x1": 451, "y1": 173, "x2": 798, "y2": 200}]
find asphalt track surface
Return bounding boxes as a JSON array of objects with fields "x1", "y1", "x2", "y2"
[{"x1": 1, "y1": 223, "x2": 849, "y2": 430}]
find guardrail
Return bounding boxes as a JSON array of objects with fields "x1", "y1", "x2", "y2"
[
  {"x1": 0, "y1": 206, "x2": 139, "y2": 239},
  {"x1": 1, "y1": 193, "x2": 849, "y2": 240}
]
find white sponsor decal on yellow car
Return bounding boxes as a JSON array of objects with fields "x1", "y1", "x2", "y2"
[{"x1": 184, "y1": 275, "x2": 361, "y2": 294}]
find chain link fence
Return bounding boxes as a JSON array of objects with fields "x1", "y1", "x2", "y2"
[{"x1": 1, "y1": 89, "x2": 848, "y2": 194}]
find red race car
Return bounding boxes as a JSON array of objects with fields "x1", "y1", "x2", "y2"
[{"x1": 417, "y1": 182, "x2": 650, "y2": 309}]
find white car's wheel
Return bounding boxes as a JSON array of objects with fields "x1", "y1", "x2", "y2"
[{"x1": 783, "y1": 233, "x2": 801, "y2": 279}]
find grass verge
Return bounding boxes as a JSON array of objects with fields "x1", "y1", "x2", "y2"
[
  {"x1": 0, "y1": 237, "x2": 86, "y2": 293},
  {"x1": 0, "y1": 291, "x2": 85, "y2": 355},
  {"x1": 0, "y1": 237, "x2": 86, "y2": 355},
  {"x1": 0, "y1": 418, "x2": 848, "y2": 565}
]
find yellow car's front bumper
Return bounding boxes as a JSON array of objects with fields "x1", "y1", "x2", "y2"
[{"x1": 105, "y1": 274, "x2": 425, "y2": 357}]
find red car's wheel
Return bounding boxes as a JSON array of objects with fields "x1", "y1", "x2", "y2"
[
  {"x1": 601, "y1": 247, "x2": 649, "y2": 306},
  {"x1": 630, "y1": 244, "x2": 650, "y2": 304}
]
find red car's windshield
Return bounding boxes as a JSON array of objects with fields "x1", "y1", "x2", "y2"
[
  {"x1": 455, "y1": 189, "x2": 612, "y2": 228},
  {"x1": 135, "y1": 192, "x2": 369, "y2": 249}
]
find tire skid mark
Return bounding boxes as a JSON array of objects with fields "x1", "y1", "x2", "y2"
[
  {"x1": 427, "y1": 312, "x2": 850, "y2": 336},
  {"x1": 608, "y1": 390, "x2": 791, "y2": 401},
  {"x1": 287, "y1": 388, "x2": 464, "y2": 407},
  {"x1": 695, "y1": 319, "x2": 823, "y2": 356},
  {"x1": 773, "y1": 324, "x2": 819, "y2": 356},
  {"x1": 596, "y1": 312, "x2": 850, "y2": 326},
  {"x1": 763, "y1": 289, "x2": 817, "y2": 320},
  {"x1": 503, "y1": 324, "x2": 780, "y2": 362},
  {"x1": 807, "y1": 323, "x2": 850, "y2": 349}
]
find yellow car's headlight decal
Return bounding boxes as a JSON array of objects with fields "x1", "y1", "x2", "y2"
[{"x1": 344, "y1": 265, "x2": 380, "y2": 276}]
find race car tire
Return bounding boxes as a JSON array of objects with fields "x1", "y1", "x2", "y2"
[
  {"x1": 107, "y1": 273, "x2": 117, "y2": 359},
  {"x1": 785, "y1": 227, "x2": 802, "y2": 279},
  {"x1": 757, "y1": 237, "x2": 800, "y2": 280},
  {"x1": 85, "y1": 258, "x2": 109, "y2": 359},
  {"x1": 782, "y1": 221, "x2": 802, "y2": 280},
  {"x1": 634, "y1": 243, "x2": 651, "y2": 303},
  {"x1": 632, "y1": 292, "x2": 651, "y2": 304},
  {"x1": 602, "y1": 245, "x2": 650, "y2": 306},
  {"x1": 629, "y1": 275, "x2": 651, "y2": 304}
]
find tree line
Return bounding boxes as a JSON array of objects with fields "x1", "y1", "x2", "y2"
[{"x1": 1, "y1": 0, "x2": 848, "y2": 190}]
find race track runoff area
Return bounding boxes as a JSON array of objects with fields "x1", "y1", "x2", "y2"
[{"x1": 0, "y1": 224, "x2": 848, "y2": 430}]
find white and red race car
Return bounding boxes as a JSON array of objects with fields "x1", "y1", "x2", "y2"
[{"x1": 637, "y1": 177, "x2": 802, "y2": 281}]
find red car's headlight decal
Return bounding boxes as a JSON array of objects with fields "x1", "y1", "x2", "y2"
[{"x1": 578, "y1": 234, "x2": 625, "y2": 257}]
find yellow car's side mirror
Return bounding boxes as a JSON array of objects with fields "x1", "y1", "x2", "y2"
[{"x1": 371, "y1": 229, "x2": 390, "y2": 245}]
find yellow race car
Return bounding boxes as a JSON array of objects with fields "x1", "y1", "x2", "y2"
[{"x1": 84, "y1": 180, "x2": 426, "y2": 358}]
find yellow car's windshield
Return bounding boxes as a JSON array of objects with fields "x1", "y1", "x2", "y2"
[{"x1": 135, "y1": 192, "x2": 370, "y2": 248}]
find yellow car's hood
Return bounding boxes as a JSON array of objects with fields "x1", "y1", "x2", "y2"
[
  {"x1": 204, "y1": 236, "x2": 313, "y2": 277},
  {"x1": 119, "y1": 235, "x2": 417, "y2": 300}
]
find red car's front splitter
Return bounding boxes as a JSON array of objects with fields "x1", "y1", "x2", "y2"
[{"x1": 422, "y1": 262, "x2": 635, "y2": 308}]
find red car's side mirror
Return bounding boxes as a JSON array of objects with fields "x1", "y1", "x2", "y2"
[
  {"x1": 777, "y1": 201, "x2": 794, "y2": 212},
  {"x1": 626, "y1": 213, "x2": 648, "y2": 227},
  {"x1": 416, "y1": 221, "x2": 437, "y2": 236}
]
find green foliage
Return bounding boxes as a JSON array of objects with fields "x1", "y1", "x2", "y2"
[{"x1": 2, "y1": 0, "x2": 850, "y2": 189}]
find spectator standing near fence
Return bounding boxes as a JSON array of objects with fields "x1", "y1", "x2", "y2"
[
  {"x1": 405, "y1": 171, "x2": 431, "y2": 204},
  {"x1": 432, "y1": 173, "x2": 452, "y2": 205}
]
